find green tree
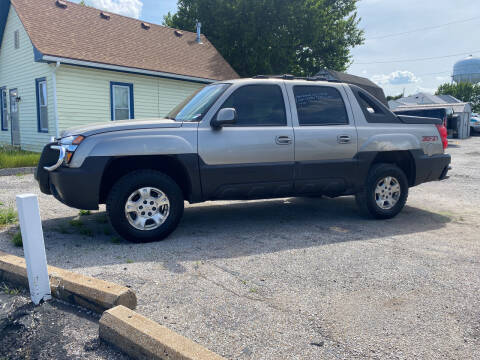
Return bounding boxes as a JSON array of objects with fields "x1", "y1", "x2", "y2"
[
  {"x1": 386, "y1": 94, "x2": 404, "y2": 102},
  {"x1": 436, "y1": 82, "x2": 480, "y2": 112},
  {"x1": 164, "y1": 0, "x2": 364, "y2": 77}
]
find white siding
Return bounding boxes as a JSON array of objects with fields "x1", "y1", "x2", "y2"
[
  {"x1": 0, "y1": 8, "x2": 205, "y2": 152},
  {"x1": 56, "y1": 65, "x2": 204, "y2": 131},
  {"x1": 0, "y1": 7, "x2": 54, "y2": 151}
]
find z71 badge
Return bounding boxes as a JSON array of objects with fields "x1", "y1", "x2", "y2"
[{"x1": 422, "y1": 136, "x2": 439, "y2": 142}]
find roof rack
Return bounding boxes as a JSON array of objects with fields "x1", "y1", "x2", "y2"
[{"x1": 251, "y1": 74, "x2": 338, "y2": 82}]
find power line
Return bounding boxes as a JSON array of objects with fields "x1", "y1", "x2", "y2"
[
  {"x1": 368, "y1": 16, "x2": 480, "y2": 40},
  {"x1": 355, "y1": 49, "x2": 480, "y2": 65}
]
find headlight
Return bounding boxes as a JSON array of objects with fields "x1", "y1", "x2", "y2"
[{"x1": 60, "y1": 135, "x2": 85, "y2": 164}]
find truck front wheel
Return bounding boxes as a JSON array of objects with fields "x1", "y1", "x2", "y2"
[
  {"x1": 355, "y1": 163, "x2": 409, "y2": 219},
  {"x1": 106, "y1": 170, "x2": 184, "y2": 243}
]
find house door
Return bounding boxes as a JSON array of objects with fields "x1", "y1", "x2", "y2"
[{"x1": 9, "y1": 89, "x2": 20, "y2": 146}]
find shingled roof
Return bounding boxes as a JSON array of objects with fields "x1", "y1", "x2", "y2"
[{"x1": 6, "y1": 0, "x2": 239, "y2": 81}]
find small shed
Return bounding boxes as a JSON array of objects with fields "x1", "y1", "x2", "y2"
[{"x1": 389, "y1": 93, "x2": 472, "y2": 139}]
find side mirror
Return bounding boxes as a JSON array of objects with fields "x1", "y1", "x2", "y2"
[{"x1": 212, "y1": 108, "x2": 237, "y2": 128}]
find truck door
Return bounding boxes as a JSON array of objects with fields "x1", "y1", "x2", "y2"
[
  {"x1": 286, "y1": 83, "x2": 359, "y2": 196},
  {"x1": 198, "y1": 83, "x2": 295, "y2": 200}
]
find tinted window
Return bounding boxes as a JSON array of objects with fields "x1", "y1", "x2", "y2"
[
  {"x1": 294, "y1": 86, "x2": 348, "y2": 126},
  {"x1": 350, "y1": 85, "x2": 400, "y2": 124},
  {"x1": 220, "y1": 85, "x2": 287, "y2": 126}
]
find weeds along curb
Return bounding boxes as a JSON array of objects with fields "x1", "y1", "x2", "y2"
[
  {"x1": 0, "y1": 251, "x2": 136, "y2": 313},
  {"x1": 0, "y1": 167, "x2": 35, "y2": 177},
  {"x1": 100, "y1": 306, "x2": 226, "y2": 360}
]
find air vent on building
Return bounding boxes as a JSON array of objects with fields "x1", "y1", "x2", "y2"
[
  {"x1": 141, "y1": 22, "x2": 151, "y2": 30},
  {"x1": 56, "y1": 0, "x2": 67, "y2": 8},
  {"x1": 174, "y1": 30, "x2": 183, "y2": 37},
  {"x1": 100, "y1": 12, "x2": 111, "y2": 20}
]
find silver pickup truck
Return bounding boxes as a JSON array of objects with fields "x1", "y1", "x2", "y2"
[{"x1": 36, "y1": 76, "x2": 451, "y2": 243}]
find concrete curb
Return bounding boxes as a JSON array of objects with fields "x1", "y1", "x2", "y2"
[
  {"x1": 0, "y1": 167, "x2": 35, "y2": 177},
  {"x1": 0, "y1": 251, "x2": 137, "y2": 313},
  {"x1": 100, "y1": 306, "x2": 226, "y2": 360}
]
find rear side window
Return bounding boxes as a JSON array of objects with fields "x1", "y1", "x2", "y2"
[
  {"x1": 220, "y1": 85, "x2": 287, "y2": 126},
  {"x1": 293, "y1": 86, "x2": 348, "y2": 126},
  {"x1": 350, "y1": 85, "x2": 400, "y2": 124}
]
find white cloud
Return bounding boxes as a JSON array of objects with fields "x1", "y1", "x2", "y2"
[
  {"x1": 372, "y1": 70, "x2": 419, "y2": 86},
  {"x1": 89, "y1": 0, "x2": 143, "y2": 18}
]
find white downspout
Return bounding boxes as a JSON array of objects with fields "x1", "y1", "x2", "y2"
[{"x1": 52, "y1": 61, "x2": 61, "y2": 139}]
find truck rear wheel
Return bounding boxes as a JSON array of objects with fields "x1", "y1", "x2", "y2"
[
  {"x1": 355, "y1": 163, "x2": 408, "y2": 219},
  {"x1": 106, "y1": 170, "x2": 184, "y2": 243}
]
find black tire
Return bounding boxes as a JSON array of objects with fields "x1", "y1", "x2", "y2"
[
  {"x1": 355, "y1": 163, "x2": 408, "y2": 219},
  {"x1": 106, "y1": 170, "x2": 184, "y2": 243}
]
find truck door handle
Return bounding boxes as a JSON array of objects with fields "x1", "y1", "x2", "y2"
[
  {"x1": 275, "y1": 136, "x2": 292, "y2": 145},
  {"x1": 337, "y1": 135, "x2": 351, "y2": 144}
]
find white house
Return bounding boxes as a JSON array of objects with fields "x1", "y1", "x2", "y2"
[{"x1": 0, "y1": 0, "x2": 238, "y2": 151}]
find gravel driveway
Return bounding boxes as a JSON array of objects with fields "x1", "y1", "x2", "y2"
[{"x1": 1, "y1": 137, "x2": 479, "y2": 359}]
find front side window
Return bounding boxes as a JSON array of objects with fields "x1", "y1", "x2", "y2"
[
  {"x1": 167, "y1": 83, "x2": 230, "y2": 122},
  {"x1": 220, "y1": 84, "x2": 287, "y2": 126},
  {"x1": 36, "y1": 78, "x2": 48, "y2": 132},
  {"x1": 1, "y1": 88, "x2": 7, "y2": 131},
  {"x1": 111, "y1": 82, "x2": 134, "y2": 120},
  {"x1": 294, "y1": 86, "x2": 348, "y2": 126}
]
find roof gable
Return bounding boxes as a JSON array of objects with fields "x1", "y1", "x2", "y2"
[{"x1": 10, "y1": 0, "x2": 238, "y2": 81}]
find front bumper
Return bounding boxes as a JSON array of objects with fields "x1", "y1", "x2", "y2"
[
  {"x1": 414, "y1": 153, "x2": 451, "y2": 186},
  {"x1": 36, "y1": 144, "x2": 109, "y2": 210}
]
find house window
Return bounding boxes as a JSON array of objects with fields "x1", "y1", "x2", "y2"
[
  {"x1": 1, "y1": 88, "x2": 7, "y2": 131},
  {"x1": 110, "y1": 82, "x2": 134, "y2": 120},
  {"x1": 36, "y1": 78, "x2": 48, "y2": 132},
  {"x1": 14, "y1": 30, "x2": 19, "y2": 49}
]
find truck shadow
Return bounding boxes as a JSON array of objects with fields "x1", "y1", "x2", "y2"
[{"x1": 32, "y1": 196, "x2": 453, "y2": 271}]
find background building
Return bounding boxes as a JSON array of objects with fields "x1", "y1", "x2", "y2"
[
  {"x1": 0, "y1": 0, "x2": 238, "y2": 151},
  {"x1": 389, "y1": 93, "x2": 472, "y2": 139}
]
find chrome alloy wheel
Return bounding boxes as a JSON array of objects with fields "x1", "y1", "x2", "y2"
[
  {"x1": 374, "y1": 176, "x2": 401, "y2": 210},
  {"x1": 124, "y1": 187, "x2": 170, "y2": 231}
]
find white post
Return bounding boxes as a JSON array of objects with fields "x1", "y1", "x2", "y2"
[{"x1": 16, "y1": 194, "x2": 51, "y2": 305}]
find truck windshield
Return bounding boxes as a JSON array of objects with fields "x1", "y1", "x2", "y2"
[{"x1": 167, "y1": 83, "x2": 230, "y2": 122}]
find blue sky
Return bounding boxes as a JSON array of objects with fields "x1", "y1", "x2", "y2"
[{"x1": 72, "y1": 0, "x2": 480, "y2": 96}]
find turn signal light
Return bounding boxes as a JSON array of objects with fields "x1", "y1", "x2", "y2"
[
  {"x1": 66, "y1": 151, "x2": 74, "y2": 163},
  {"x1": 72, "y1": 135, "x2": 85, "y2": 145}
]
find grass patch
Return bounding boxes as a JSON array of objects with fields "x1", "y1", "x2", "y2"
[
  {"x1": 126, "y1": 259, "x2": 134, "y2": 264},
  {"x1": 0, "y1": 145, "x2": 40, "y2": 169},
  {"x1": 2, "y1": 283, "x2": 20, "y2": 295},
  {"x1": 103, "y1": 227, "x2": 113, "y2": 236},
  {"x1": 0, "y1": 207, "x2": 18, "y2": 227},
  {"x1": 79, "y1": 210, "x2": 91, "y2": 216},
  {"x1": 11, "y1": 231, "x2": 22, "y2": 247}
]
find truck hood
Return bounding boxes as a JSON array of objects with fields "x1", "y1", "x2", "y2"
[{"x1": 61, "y1": 118, "x2": 182, "y2": 138}]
